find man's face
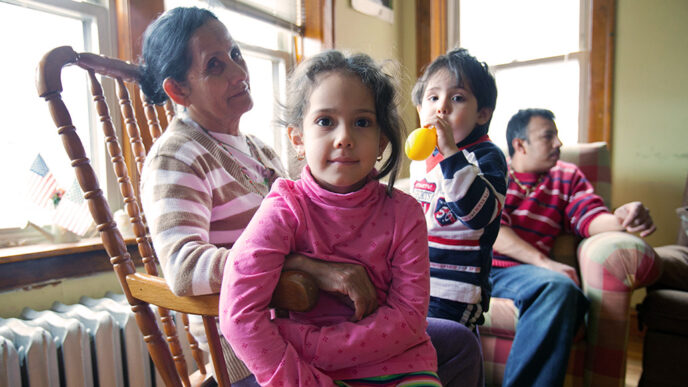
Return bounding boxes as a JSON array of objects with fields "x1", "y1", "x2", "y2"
[{"x1": 518, "y1": 115, "x2": 562, "y2": 173}]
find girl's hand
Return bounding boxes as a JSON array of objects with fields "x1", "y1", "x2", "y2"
[
  {"x1": 284, "y1": 254, "x2": 378, "y2": 321},
  {"x1": 422, "y1": 116, "x2": 459, "y2": 158}
]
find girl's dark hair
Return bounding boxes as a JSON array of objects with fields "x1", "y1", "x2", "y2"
[
  {"x1": 412, "y1": 48, "x2": 497, "y2": 134},
  {"x1": 280, "y1": 50, "x2": 404, "y2": 195},
  {"x1": 139, "y1": 7, "x2": 218, "y2": 105}
]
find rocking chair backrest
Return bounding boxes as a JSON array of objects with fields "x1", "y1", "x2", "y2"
[{"x1": 36, "y1": 45, "x2": 228, "y2": 387}]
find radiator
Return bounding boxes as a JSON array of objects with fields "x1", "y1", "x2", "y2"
[{"x1": 0, "y1": 293, "x2": 199, "y2": 387}]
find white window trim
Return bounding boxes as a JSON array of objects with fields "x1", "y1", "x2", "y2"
[
  {"x1": 0, "y1": 0, "x2": 119, "y2": 247},
  {"x1": 448, "y1": 0, "x2": 591, "y2": 143}
]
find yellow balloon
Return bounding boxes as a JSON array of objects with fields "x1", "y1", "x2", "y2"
[{"x1": 405, "y1": 127, "x2": 437, "y2": 160}]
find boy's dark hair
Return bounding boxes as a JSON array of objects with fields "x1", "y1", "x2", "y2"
[
  {"x1": 506, "y1": 108, "x2": 556, "y2": 157},
  {"x1": 412, "y1": 48, "x2": 497, "y2": 134},
  {"x1": 139, "y1": 7, "x2": 218, "y2": 105},
  {"x1": 280, "y1": 50, "x2": 404, "y2": 195}
]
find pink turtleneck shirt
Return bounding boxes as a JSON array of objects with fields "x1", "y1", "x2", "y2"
[{"x1": 219, "y1": 167, "x2": 437, "y2": 386}]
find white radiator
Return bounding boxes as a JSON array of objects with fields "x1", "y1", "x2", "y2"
[{"x1": 0, "y1": 293, "x2": 199, "y2": 387}]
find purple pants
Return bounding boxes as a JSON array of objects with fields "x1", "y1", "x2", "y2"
[
  {"x1": 234, "y1": 317, "x2": 484, "y2": 387},
  {"x1": 427, "y1": 317, "x2": 484, "y2": 387}
]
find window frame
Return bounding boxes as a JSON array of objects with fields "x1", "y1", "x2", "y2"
[
  {"x1": 0, "y1": 0, "x2": 119, "y2": 247},
  {"x1": 0, "y1": 0, "x2": 332, "y2": 291},
  {"x1": 416, "y1": 0, "x2": 615, "y2": 146}
]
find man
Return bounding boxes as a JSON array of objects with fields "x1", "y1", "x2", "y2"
[{"x1": 491, "y1": 108, "x2": 655, "y2": 386}]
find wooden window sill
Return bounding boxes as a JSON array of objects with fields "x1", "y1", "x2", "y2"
[{"x1": 0, "y1": 237, "x2": 139, "y2": 292}]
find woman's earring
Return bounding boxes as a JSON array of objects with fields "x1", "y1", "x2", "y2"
[
  {"x1": 376, "y1": 155, "x2": 383, "y2": 161},
  {"x1": 297, "y1": 153, "x2": 305, "y2": 161}
]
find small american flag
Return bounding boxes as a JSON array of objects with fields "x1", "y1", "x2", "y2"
[
  {"x1": 28, "y1": 153, "x2": 58, "y2": 208},
  {"x1": 53, "y1": 179, "x2": 93, "y2": 236}
]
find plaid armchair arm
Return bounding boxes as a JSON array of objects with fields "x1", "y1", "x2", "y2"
[{"x1": 577, "y1": 231, "x2": 661, "y2": 385}]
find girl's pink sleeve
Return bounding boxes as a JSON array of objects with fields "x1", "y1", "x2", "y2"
[
  {"x1": 219, "y1": 193, "x2": 333, "y2": 386},
  {"x1": 275, "y1": 201, "x2": 432, "y2": 371}
]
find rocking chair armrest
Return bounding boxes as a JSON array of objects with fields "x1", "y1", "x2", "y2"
[{"x1": 126, "y1": 269, "x2": 319, "y2": 315}]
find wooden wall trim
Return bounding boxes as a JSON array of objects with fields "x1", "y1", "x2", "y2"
[
  {"x1": 588, "y1": 0, "x2": 616, "y2": 146},
  {"x1": 430, "y1": 0, "x2": 447, "y2": 60},
  {"x1": 114, "y1": 0, "x2": 166, "y2": 190},
  {"x1": 416, "y1": 0, "x2": 447, "y2": 77},
  {"x1": 304, "y1": 0, "x2": 334, "y2": 51},
  {"x1": 0, "y1": 242, "x2": 140, "y2": 292}
]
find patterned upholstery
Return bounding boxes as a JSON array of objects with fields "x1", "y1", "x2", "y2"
[{"x1": 481, "y1": 142, "x2": 661, "y2": 387}]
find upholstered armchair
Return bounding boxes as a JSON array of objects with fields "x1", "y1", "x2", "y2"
[{"x1": 481, "y1": 142, "x2": 662, "y2": 387}]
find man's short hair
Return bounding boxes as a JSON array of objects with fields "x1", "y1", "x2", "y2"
[{"x1": 506, "y1": 108, "x2": 555, "y2": 157}]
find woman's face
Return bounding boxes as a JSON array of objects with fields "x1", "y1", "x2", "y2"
[{"x1": 182, "y1": 19, "x2": 252, "y2": 134}]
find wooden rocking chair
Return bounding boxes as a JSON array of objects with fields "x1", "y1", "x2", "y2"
[{"x1": 35, "y1": 46, "x2": 318, "y2": 387}]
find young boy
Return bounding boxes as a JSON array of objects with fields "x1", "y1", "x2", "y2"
[{"x1": 409, "y1": 48, "x2": 507, "y2": 330}]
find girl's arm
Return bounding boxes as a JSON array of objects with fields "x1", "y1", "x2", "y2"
[
  {"x1": 274, "y1": 202, "x2": 433, "y2": 371},
  {"x1": 219, "y1": 193, "x2": 333, "y2": 386},
  {"x1": 438, "y1": 146, "x2": 507, "y2": 230},
  {"x1": 283, "y1": 254, "x2": 378, "y2": 321}
]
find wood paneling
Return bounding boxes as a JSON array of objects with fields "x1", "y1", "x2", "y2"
[
  {"x1": 416, "y1": 0, "x2": 447, "y2": 77},
  {"x1": 114, "y1": 0, "x2": 166, "y2": 190},
  {"x1": 0, "y1": 242, "x2": 140, "y2": 292},
  {"x1": 588, "y1": 0, "x2": 616, "y2": 147},
  {"x1": 304, "y1": 0, "x2": 334, "y2": 50}
]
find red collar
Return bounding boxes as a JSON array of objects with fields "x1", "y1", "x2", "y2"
[{"x1": 426, "y1": 134, "x2": 491, "y2": 172}]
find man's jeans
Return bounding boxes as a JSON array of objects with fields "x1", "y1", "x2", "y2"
[{"x1": 490, "y1": 264, "x2": 589, "y2": 387}]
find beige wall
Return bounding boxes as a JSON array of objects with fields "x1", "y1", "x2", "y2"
[
  {"x1": 333, "y1": 0, "x2": 418, "y2": 178},
  {"x1": 613, "y1": 0, "x2": 688, "y2": 248}
]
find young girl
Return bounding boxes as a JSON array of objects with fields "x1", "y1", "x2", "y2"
[{"x1": 219, "y1": 51, "x2": 440, "y2": 386}]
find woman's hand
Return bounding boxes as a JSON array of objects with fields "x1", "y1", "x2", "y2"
[{"x1": 284, "y1": 254, "x2": 378, "y2": 321}]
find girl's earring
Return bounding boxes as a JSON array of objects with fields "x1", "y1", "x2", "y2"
[
  {"x1": 297, "y1": 153, "x2": 305, "y2": 161},
  {"x1": 376, "y1": 154, "x2": 383, "y2": 161}
]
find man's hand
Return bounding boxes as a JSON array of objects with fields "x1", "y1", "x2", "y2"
[
  {"x1": 495, "y1": 225, "x2": 580, "y2": 286},
  {"x1": 535, "y1": 256, "x2": 581, "y2": 287},
  {"x1": 284, "y1": 254, "x2": 378, "y2": 321},
  {"x1": 614, "y1": 201, "x2": 656, "y2": 237}
]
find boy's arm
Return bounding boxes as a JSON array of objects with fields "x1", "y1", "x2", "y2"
[
  {"x1": 275, "y1": 203, "x2": 434, "y2": 371},
  {"x1": 438, "y1": 147, "x2": 507, "y2": 230}
]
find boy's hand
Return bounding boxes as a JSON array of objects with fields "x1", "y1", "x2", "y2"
[{"x1": 422, "y1": 116, "x2": 459, "y2": 158}]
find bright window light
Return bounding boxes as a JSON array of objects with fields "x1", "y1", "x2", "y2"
[
  {"x1": 458, "y1": 0, "x2": 585, "y2": 150},
  {"x1": 0, "y1": 2, "x2": 93, "y2": 229}
]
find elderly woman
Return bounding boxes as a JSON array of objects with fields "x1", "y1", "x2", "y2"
[{"x1": 139, "y1": 6, "x2": 483, "y2": 387}]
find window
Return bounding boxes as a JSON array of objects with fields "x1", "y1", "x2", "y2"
[
  {"x1": 0, "y1": 0, "x2": 115, "y2": 246},
  {"x1": 165, "y1": 0, "x2": 301, "y2": 173},
  {"x1": 450, "y1": 0, "x2": 589, "y2": 150}
]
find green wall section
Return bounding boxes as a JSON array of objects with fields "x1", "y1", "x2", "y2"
[
  {"x1": 333, "y1": 0, "x2": 418, "y2": 178},
  {"x1": 613, "y1": 0, "x2": 688, "y2": 248}
]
